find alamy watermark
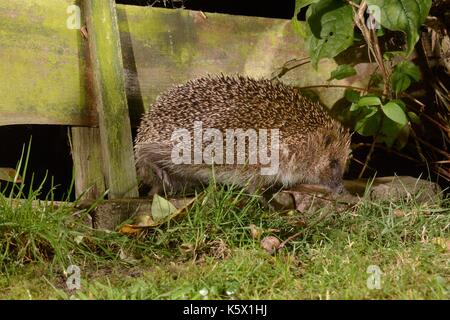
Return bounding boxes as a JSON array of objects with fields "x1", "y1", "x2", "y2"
[
  {"x1": 366, "y1": 5, "x2": 381, "y2": 30},
  {"x1": 66, "y1": 264, "x2": 81, "y2": 290},
  {"x1": 366, "y1": 265, "x2": 382, "y2": 290},
  {"x1": 170, "y1": 121, "x2": 280, "y2": 175},
  {"x1": 66, "y1": 5, "x2": 81, "y2": 30}
]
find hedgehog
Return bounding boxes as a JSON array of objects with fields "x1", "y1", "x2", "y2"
[{"x1": 134, "y1": 75, "x2": 351, "y2": 201}]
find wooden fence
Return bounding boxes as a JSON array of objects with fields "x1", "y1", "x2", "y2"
[{"x1": 0, "y1": 0, "x2": 367, "y2": 201}]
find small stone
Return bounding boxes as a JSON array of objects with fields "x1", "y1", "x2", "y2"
[
  {"x1": 369, "y1": 176, "x2": 441, "y2": 204},
  {"x1": 261, "y1": 236, "x2": 281, "y2": 254}
]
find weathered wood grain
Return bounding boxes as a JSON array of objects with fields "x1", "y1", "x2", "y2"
[
  {"x1": 70, "y1": 127, "x2": 105, "y2": 199},
  {"x1": 0, "y1": 1, "x2": 367, "y2": 127},
  {"x1": 0, "y1": 0, "x2": 96, "y2": 126},
  {"x1": 83, "y1": 0, "x2": 138, "y2": 199}
]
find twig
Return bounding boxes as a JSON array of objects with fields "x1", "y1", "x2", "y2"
[
  {"x1": 351, "y1": 157, "x2": 376, "y2": 172},
  {"x1": 278, "y1": 231, "x2": 304, "y2": 249},
  {"x1": 358, "y1": 138, "x2": 376, "y2": 178},
  {"x1": 352, "y1": 142, "x2": 423, "y2": 164},
  {"x1": 297, "y1": 84, "x2": 382, "y2": 94},
  {"x1": 414, "y1": 134, "x2": 450, "y2": 158},
  {"x1": 351, "y1": 1, "x2": 390, "y2": 96},
  {"x1": 402, "y1": 93, "x2": 450, "y2": 133},
  {"x1": 410, "y1": 129, "x2": 428, "y2": 163},
  {"x1": 271, "y1": 58, "x2": 310, "y2": 80},
  {"x1": 346, "y1": 0, "x2": 361, "y2": 9}
]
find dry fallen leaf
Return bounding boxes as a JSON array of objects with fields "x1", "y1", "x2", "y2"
[
  {"x1": 393, "y1": 209, "x2": 407, "y2": 217},
  {"x1": 118, "y1": 224, "x2": 144, "y2": 236},
  {"x1": 261, "y1": 236, "x2": 281, "y2": 254},
  {"x1": 118, "y1": 194, "x2": 200, "y2": 235},
  {"x1": 0, "y1": 168, "x2": 22, "y2": 183},
  {"x1": 135, "y1": 215, "x2": 158, "y2": 227},
  {"x1": 74, "y1": 235, "x2": 84, "y2": 244},
  {"x1": 249, "y1": 224, "x2": 262, "y2": 239}
]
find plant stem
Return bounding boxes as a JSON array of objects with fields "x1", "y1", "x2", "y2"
[
  {"x1": 297, "y1": 84, "x2": 380, "y2": 94},
  {"x1": 358, "y1": 138, "x2": 376, "y2": 178},
  {"x1": 351, "y1": 1, "x2": 390, "y2": 97}
]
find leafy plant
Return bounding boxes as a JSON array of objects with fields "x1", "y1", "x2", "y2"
[{"x1": 292, "y1": 0, "x2": 434, "y2": 177}]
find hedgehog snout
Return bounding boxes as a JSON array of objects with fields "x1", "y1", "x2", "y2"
[
  {"x1": 328, "y1": 180, "x2": 345, "y2": 194},
  {"x1": 322, "y1": 158, "x2": 346, "y2": 194}
]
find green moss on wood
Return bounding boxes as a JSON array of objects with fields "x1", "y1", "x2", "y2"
[
  {"x1": 0, "y1": 2, "x2": 362, "y2": 126},
  {"x1": 0, "y1": 0, "x2": 93, "y2": 125},
  {"x1": 85, "y1": 0, "x2": 138, "y2": 199}
]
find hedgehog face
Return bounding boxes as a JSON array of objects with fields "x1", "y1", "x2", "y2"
[
  {"x1": 322, "y1": 157, "x2": 346, "y2": 193},
  {"x1": 311, "y1": 154, "x2": 347, "y2": 193},
  {"x1": 306, "y1": 127, "x2": 351, "y2": 194}
]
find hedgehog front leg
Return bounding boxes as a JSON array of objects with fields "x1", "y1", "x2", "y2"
[{"x1": 148, "y1": 163, "x2": 176, "y2": 196}]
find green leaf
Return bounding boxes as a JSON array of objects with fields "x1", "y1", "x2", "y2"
[
  {"x1": 383, "y1": 51, "x2": 406, "y2": 60},
  {"x1": 357, "y1": 96, "x2": 382, "y2": 106},
  {"x1": 366, "y1": 0, "x2": 432, "y2": 55},
  {"x1": 355, "y1": 110, "x2": 382, "y2": 136},
  {"x1": 394, "y1": 123, "x2": 411, "y2": 149},
  {"x1": 391, "y1": 71, "x2": 411, "y2": 94},
  {"x1": 328, "y1": 64, "x2": 357, "y2": 80},
  {"x1": 305, "y1": 0, "x2": 354, "y2": 67},
  {"x1": 378, "y1": 117, "x2": 405, "y2": 148},
  {"x1": 349, "y1": 103, "x2": 360, "y2": 112},
  {"x1": 292, "y1": 0, "x2": 316, "y2": 37},
  {"x1": 294, "y1": 0, "x2": 316, "y2": 12},
  {"x1": 395, "y1": 61, "x2": 421, "y2": 81},
  {"x1": 381, "y1": 101, "x2": 408, "y2": 125},
  {"x1": 345, "y1": 89, "x2": 360, "y2": 103},
  {"x1": 376, "y1": 26, "x2": 385, "y2": 37},
  {"x1": 391, "y1": 61, "x2": 421, "y2": 94},
  {"x1": 407, "y1": 111, "x2": 421, "y2": 124},
  {"x1": 151, "y1": 194, "x2": 177, "y2": 222},
  {"x1": 390, "y1": 99, "x2": 406, "y2": 111}
]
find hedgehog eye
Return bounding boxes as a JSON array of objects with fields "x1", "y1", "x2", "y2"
[{"x1": 330, "y1": 159, "x2": 339, "y2": 168}]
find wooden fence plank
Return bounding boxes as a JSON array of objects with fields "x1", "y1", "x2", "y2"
[
  {"x1": 70, "y1": 127, "x2": 106, "y2": 199},
  {"x1": 84, "y1": 0, "x2": 138, "y2": 199},
  {"x1": 0, "y1": 0, "x2": 96, "y2": 126},
  {"x1": 0, "y1": 2, "x2": 368, "y2": 127}
]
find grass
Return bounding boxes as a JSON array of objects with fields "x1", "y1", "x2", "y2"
[
  {"x1": 0, "y1": 144, "x2": 449, "y2": 299},
  {"x1": 0, "y1": 181, "x2": 448, "y2": 299}
]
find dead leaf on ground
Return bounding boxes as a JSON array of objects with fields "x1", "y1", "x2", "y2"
[
  {"x1": 249, "y1": 224, "x2": 262, "y2": 239},
  {"x1": 261, "y1": 236, "x2": 281, "y2": 255},
  {"x1": 118, "y1": 224, "x2": 143, "y2": 236},
  {"x1": 118, "y1": 194, "x2": 200, "y2": 235},
  {"x1": 0, "y1": 168, "x2": 22, "y2": 183}
]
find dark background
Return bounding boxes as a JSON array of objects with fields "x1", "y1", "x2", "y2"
[{"x1": 117, "y1": 0, "x2": 296, "y2": 19}]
